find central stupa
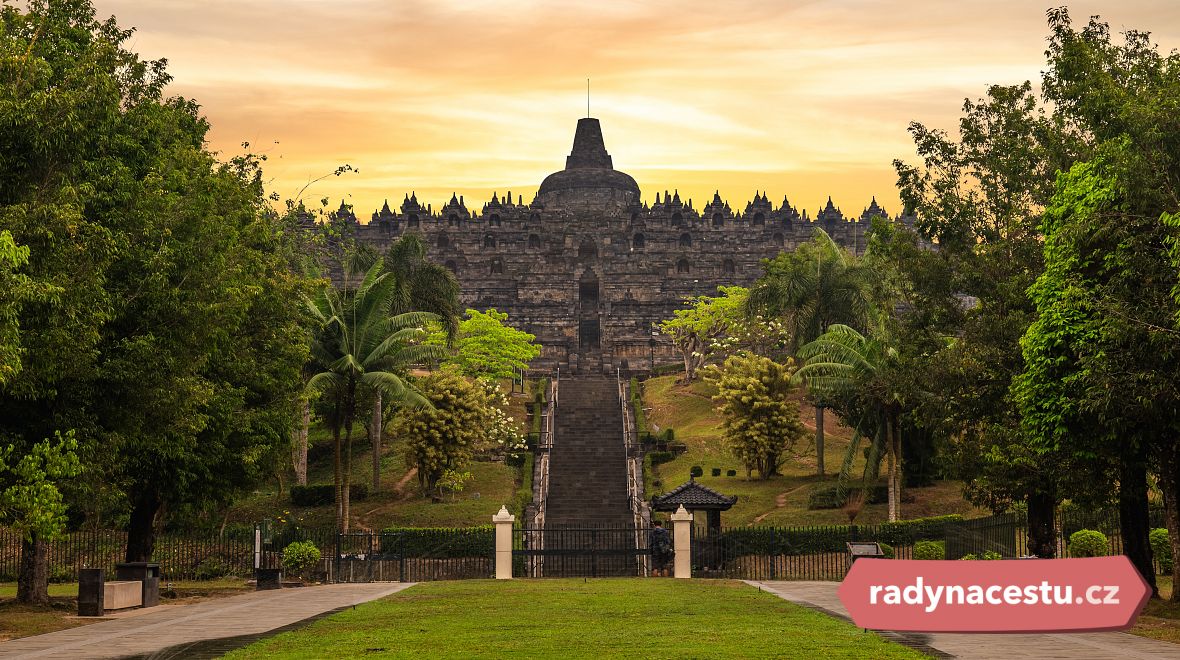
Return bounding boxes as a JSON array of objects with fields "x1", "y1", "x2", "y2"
[{"x1": 535, "y1": 118, "x2": 641, "y2": 210}]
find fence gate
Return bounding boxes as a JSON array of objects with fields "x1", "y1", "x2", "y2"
[{"x1": 513, "y1": 526, "x2": 650, "y2": 577}]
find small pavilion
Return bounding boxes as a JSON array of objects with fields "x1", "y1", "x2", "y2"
[{"x1": 651, "y1": 479, "x2": 738, "y2": 533}]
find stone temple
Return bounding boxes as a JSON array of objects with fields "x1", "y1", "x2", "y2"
[{"x1": 330, "y1": 118, "x2": 911, "y2": 374}]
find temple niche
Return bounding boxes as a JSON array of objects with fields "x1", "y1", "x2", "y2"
[{"x1": 328, "y1": 117, "x2": 918, "y2": 375}]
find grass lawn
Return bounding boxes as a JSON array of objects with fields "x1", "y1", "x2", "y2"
[
  {"x1": 0, "y1": 578, "x2": 249, "y2": 642},
  {"x1": 1132, "y1": 577, "x2": 1180, "y2": 644},
  {"x1": 642, "y1": 375, "x2": 986, "y2": 526},
  {"x1": 225, "y1": 579, "x2": 927, "y2": 659}
]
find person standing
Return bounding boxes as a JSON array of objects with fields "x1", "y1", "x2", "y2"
[{"x1": 649, "y1": 520, "x2": 674, "y2": 577}]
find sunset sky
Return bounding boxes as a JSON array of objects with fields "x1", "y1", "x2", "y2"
[{"x1": 95, "y1": 1, "x2": 1180, "y2": 220}]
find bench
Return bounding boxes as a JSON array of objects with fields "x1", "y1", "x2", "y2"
[
  {"x1": 103, "y1": 581, "x2": 143, "y2": 609},
  {"x1": 78, "y1": 563, "x2": 160, "y2": 616}
]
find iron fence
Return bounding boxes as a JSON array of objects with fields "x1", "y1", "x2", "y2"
[
  {"x1": 330, "y1": 528, "x2": 494, "y2": 583},
  {"x1": 692, "y1": 507, "x2": 1171, "y2": 581},
  {"x1": 0, "y1": 527, "x2": 257, "y2": 582},
  {"x1": 513, "y1": 525, "x2": 650, "y2": 577}
]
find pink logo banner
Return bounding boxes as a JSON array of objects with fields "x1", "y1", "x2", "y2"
[{"x1": 838, "y1": 556, "x2": 1151, "y2": 633}]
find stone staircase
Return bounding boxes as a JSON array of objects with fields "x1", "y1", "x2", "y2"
[
  {"x1": 541, "y1": 376, "x2": 638, "y2": 576},
  {"x1": 544, "y1": 377, "x2": 633, "y2": 527}
]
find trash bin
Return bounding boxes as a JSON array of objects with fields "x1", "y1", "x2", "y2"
[
  {"x1": 116, "y1": 562, "x2": 160, "y2": 607},
  {"x1": 255, "y1": 567, "x2": 283, "y2": 590}
]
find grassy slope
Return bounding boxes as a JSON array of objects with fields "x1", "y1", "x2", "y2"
[
  {"x1": 227, "y1": 383, "x2": 531, "y2": 531},
  {"x1": 225, "y1": 579, "x2": 925, "y2": 660},
  {"x1": 642, "y1": 374, "x2": 985, "y2": 527}
]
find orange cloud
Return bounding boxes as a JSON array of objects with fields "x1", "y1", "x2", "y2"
[{"x1": 97, "y1": 0, "x2": 1180, "y2": 218}]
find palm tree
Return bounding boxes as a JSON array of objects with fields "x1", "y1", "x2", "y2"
[
  {"x1": 747, "y1": 230, "x2": 875, "y2": 476},
  {"x1": 794, "y1": 324, "x2": 904, "y2": 521},
  {"x1": 370, "y1": 235, "x2": 459, "y2": 491},
  {"x1": 305, "y1": 258, "x2": 444, "y2": 532}
]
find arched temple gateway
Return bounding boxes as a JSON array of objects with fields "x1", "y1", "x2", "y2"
[{"x1": 324, "y1": 118, "x2": 916, "y2": 374}]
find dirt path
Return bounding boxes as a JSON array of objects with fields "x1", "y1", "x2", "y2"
[
  {"x1": 392, "y1": 467, "x2": 418, "y2": 495},
  {"x1": 750, "y1": 484, "x2": 810, "y2": 524}
]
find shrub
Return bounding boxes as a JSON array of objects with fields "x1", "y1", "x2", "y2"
[
  {"x1": 878, "y1": 542, "x2": 894, "y2": 559},
  {"x1": 913, "y1": 540, "x2": 945, "y2": 560},
  {"x1": 726, "y1": 469, "x2": 737, "y2": 477},
  {"x1": 1069, "y1": 529, "x2": 1108, "y2": 558},
  {"x1": 711, "y1": 468, "x2": 722, "y2": 477},
  {"x1": 711, "y1": 514, "x2": 960, "y2": 556},
  {"x1": 194, "y1": 557, "x2": 232, "y2": 580},
  {"x1": 690, "y1": 466, "x2": 703, "y2": 478},
  {"x1": 1151, "y1": 528, "x2": 1173, "y2": 574},
  {"x1": 648, "y1": 450, "x2": 675, "y2": 466},
  {"x1": 290, "y1": 484, "x2": 368, "y2": 507},
  {"x1": 282, "y1": 540, "x2": 322, "y2": 575},
  {"x1": 378, "y1": 526, "x2": 494, "y2": 558},
  {"x1": 960, "y1": 550, "x2": 1002, "y2": 560},
  {"x1": 662, "y1": 428, "x2": 675, "y2": 443}
]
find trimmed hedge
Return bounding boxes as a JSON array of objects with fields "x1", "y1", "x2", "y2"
[
  {"x1": 714, "y1": 514, "x2": 963, "y2": 556},
  {"x1": 648, "y1": 450, "x2": 676, "y2": 466},
  {"x1": 630, "y1": 377, "x2": 647, "y2": 433},
  {"x1": 291, "y1": 484, "x2": 368, "y2": 507},
  {"x1": 378, "y1": 526, "x2": 494, "y2": 558}
]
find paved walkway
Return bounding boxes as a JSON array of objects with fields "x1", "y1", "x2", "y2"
[
  {"x1": 0, "y1": 582, "x2": 414, "y2": 659},
  {"x1": 748, "y1": 580, "x2": 1180, "y2": 659}
]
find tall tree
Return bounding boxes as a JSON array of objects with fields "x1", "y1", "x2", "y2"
[
  {"x1": 0, "y1": 0, "x2": 311, "y2": 564},
  {"x1": 660, "y1": 286, "x2": 748, "y2": 383},
  {"x1": 305, "y1": 258, "x2": 442, "y2": 531},
  {"x1": 747, "y1": 232, "x2": 875, "y2": 475},
  {"x1": 891, "y1": 77, "x2": 1067, "y2": 556},
  {"x1": 795, "y1": 325, "x2": 905, "y2": 520},
  {"x1": 431, "y1": 308, "x2": 541, "y2": 382}
]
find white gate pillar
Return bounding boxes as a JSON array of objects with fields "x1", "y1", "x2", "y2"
[
  {"x1": 493, "y1": 505, "x2": 515, "y2": 579},
  {"x1": 671, "y1": 505, "x2": 694, "y2": 579}
]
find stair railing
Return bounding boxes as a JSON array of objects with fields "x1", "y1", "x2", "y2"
[
  {"x1": 534, "y1": 372, "x2": 558, "y2": 528},
  {"x1": 618, "y1": 369, "x2": 651, "y2": 575}
]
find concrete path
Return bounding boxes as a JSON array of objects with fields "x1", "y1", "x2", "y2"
[
  {"x1": 748, "y1": 580, "x2": 1180, "y2": 659},
  {"x1": 0, "y1": 582, "x2": 414, "y2": 659}
]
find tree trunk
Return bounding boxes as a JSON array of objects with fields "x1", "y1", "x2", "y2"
[
  {"x1": 892, "y1": 413, "x2": 903, "y2": 520},
  {"x1": 885, "y1": 415, "x2": 898, "y2": 522},
  {"x1": 1157, "y1": 444, "x2": 1180, "y2": 602},
  {"x1": 815, "y1": 405, "x2": 825, "y2": 477},
  {"x1": 343, "y1": 423, "x2": 353, "y2": 534},
  {"x1": 1026, "y1": 487, "x2": 1057, "y2": 558},
  {"x1": 1120, "y1": 455, "x2": 1158, "y2": 597},
  {"x1": 125, "y1": 488, "x2": 161, "y2": 563},
  {"x1": 16, "y1": 533, "x2": 49, "y2": 606},
  {"x1": 333, "y1": 406, "x2": 343, "y2": 533},
  {"x1": 293, "y1": 396, "x2": 309, "y2": 486},
  {"x1": 682, "y1": 351, "x2": 694, "y2": 383},
  {"x1": 371, "y1": 390, "x2": 382, "y2": 493}
]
